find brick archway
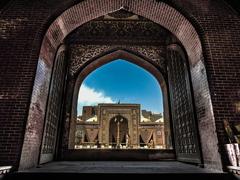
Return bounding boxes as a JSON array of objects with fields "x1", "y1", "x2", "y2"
[
  {"x1": 20, "y1": 0, "x2": 222, "y2": 171},
  {"x1": 39, "y1": 0, "x2": 202, "y2": 66}
]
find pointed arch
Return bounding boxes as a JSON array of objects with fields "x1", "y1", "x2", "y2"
[
  {"x1": 20, "y1": 0, "x2": 222, "y2": 170},
  {"x1": 69, "y1": 49, "x2": 170, "y2": 151}
]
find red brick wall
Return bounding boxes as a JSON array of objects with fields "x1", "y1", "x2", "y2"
[
  {"x1": 0, "y1": 1, "x2": 43, "y2": 168},
  {"x1": 0, "y1": 0, "x2": 239, "y2": 171},
  {"x1": 0, "y1": 0, "x2": 76, "y2": 169},
  {"x1": 171, "y1": 0, "x2": 240, "y2": 167}
]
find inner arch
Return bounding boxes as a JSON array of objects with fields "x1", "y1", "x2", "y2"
[
  {"x1": 70, "y1": 50, "x2": 170, "y2": 150},
  {"x1": 72, "y1": 49, "x2": 168, "y2": 125}
]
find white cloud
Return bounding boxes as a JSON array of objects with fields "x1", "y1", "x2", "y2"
[{"x1": 77, "y1": 84, "x2": 115, "y2": 115}]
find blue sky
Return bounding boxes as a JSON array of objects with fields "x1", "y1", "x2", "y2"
[{"x1": 78, "y1": 59, "x2": 163, "y2": 115}]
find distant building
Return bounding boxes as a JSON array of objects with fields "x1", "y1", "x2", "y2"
[
  {"x1": 74, "y1": 103, "x2": 170, "y2": 149},
  {"x1": 141, "y1": 110, "x2": 163, "y2": 123},
  {"x1": 77, "y1": 106, "x2": 98, "y2": 123}
]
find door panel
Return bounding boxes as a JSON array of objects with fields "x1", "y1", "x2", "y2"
[
  {"x1": 40, "y1": 48, "x2": 67, "y2": 164},
  {"x1": 167, "y1": 48, "x2": 201, "y2": 164}
]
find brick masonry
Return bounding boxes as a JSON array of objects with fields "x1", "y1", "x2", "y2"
[{"x1": 0, "y1": 0, "x2": 239, "y2": 172}]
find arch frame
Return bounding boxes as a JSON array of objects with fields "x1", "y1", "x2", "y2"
[{"x1": 20, "y1": 0, "x2": 222, "y2": 171}]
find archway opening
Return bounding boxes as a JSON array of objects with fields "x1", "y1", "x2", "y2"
[
  {"x1": 73, "y1": 59, "x2": 172, "y2": 150},
  {"x1": 109, "y1": 115, "x2": 128, "y2": 148}
]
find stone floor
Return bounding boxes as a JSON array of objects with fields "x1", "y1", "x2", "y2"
[
  {"x1": 3, "y1": 161, "x2": 237, "y2": 180},
  {"x1": 20, "y1": 161, "x2": 221, "y2": 174}
]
